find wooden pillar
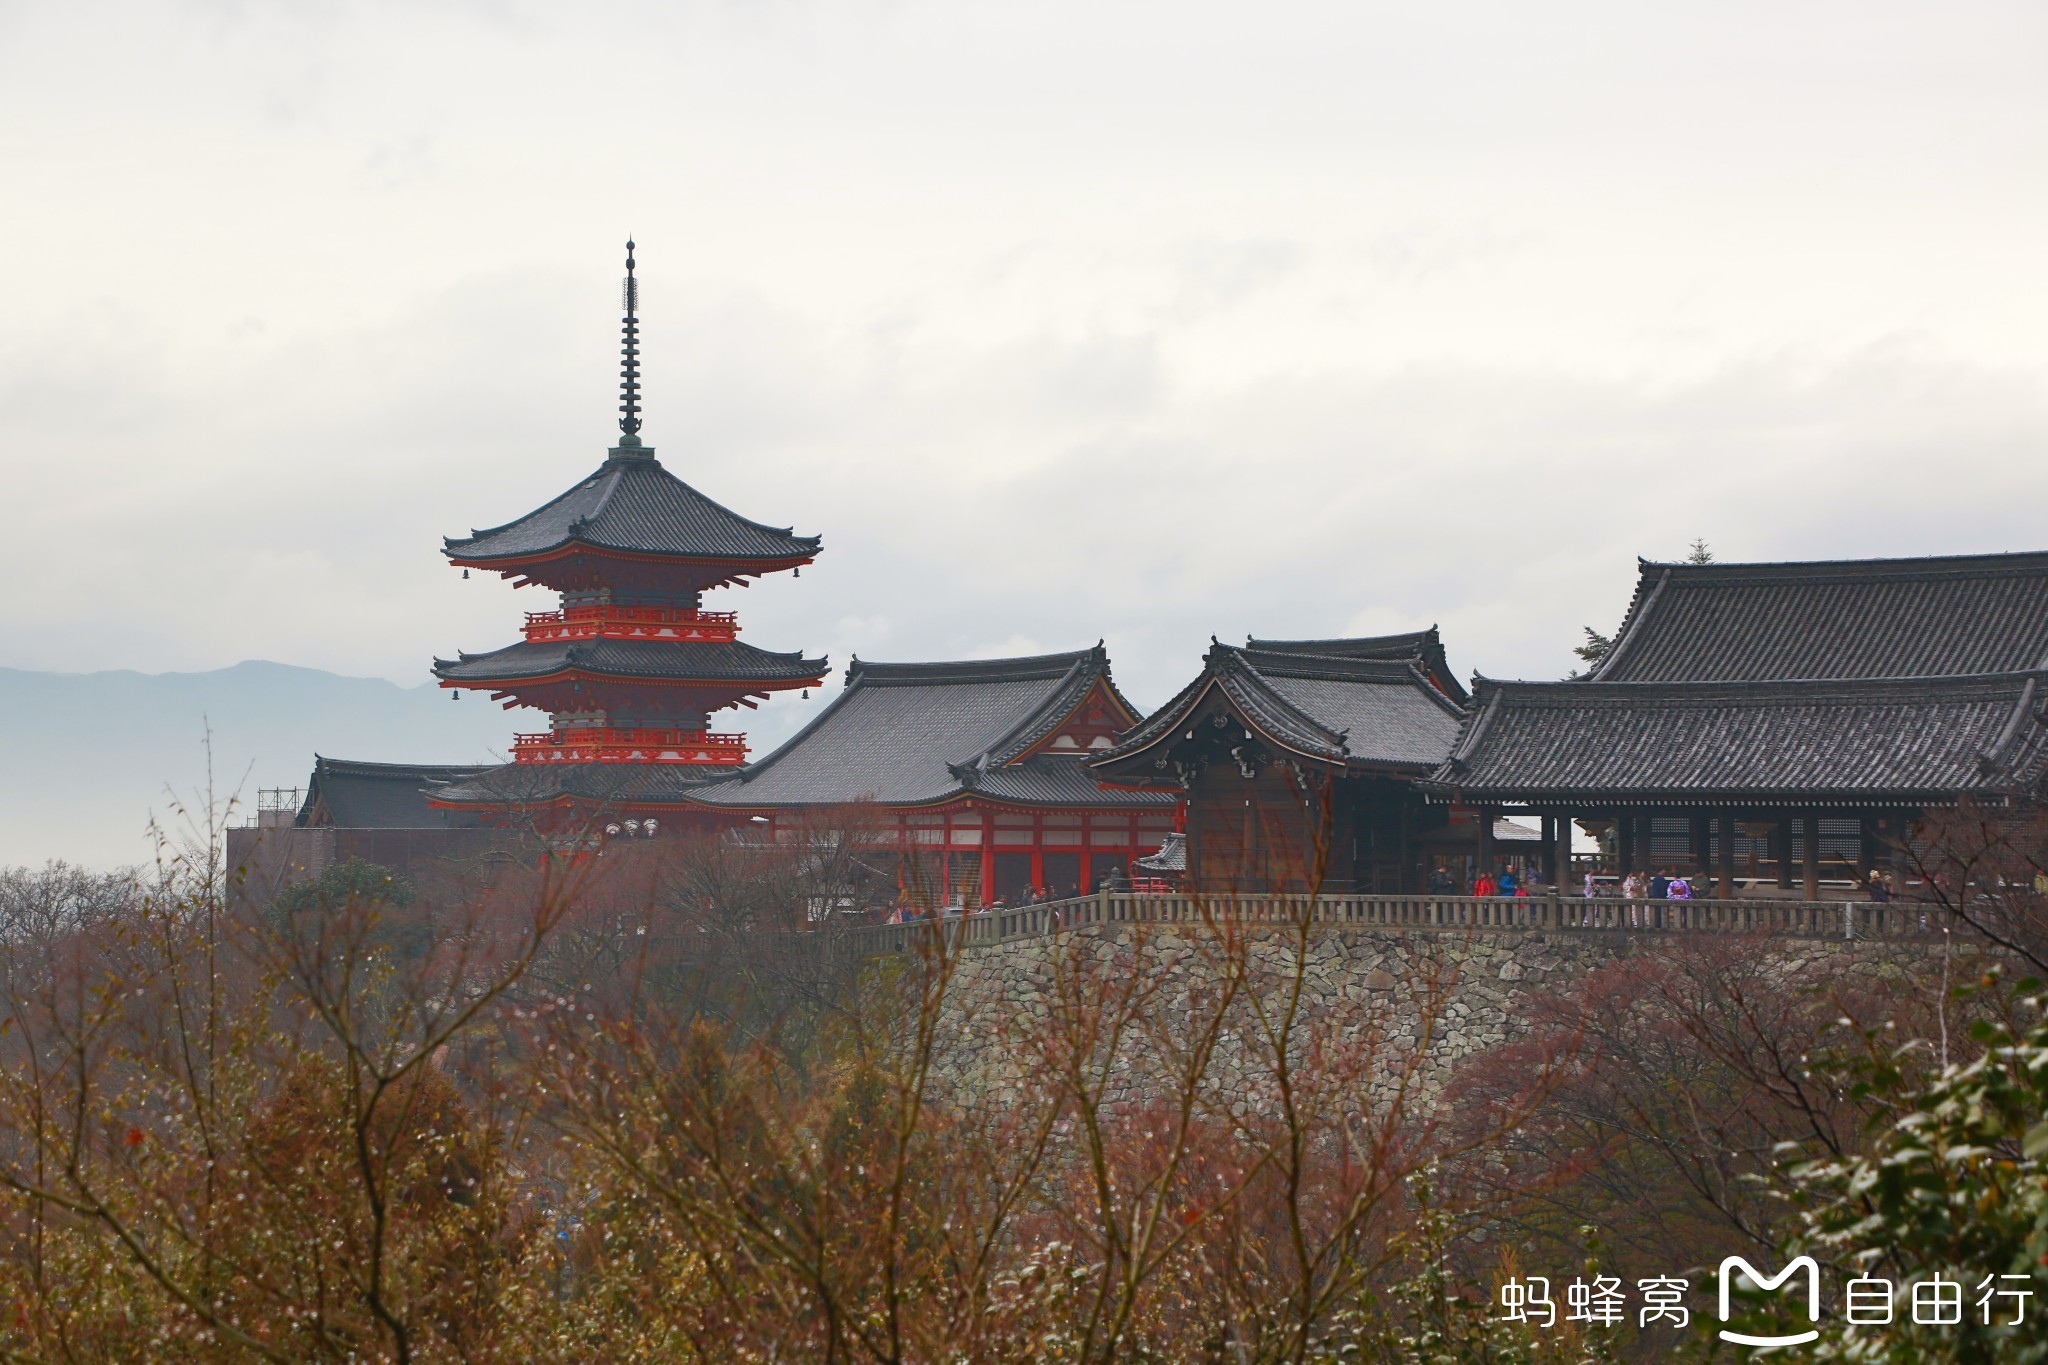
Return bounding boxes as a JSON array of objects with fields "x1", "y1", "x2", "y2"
[
  {"x1": 1717, "y1": 812, "x2": 1737, "y2": 899},
  {"x1": 1856, "y1": 814, "x2": 1874, "y2": 885},
  {"x1": 1558, "y1": 813, "x2": 1573, "y2": 889},
  {"x1": 978, "y1": 809, "x2": 996, "y2": 908},
  {"x1": 1399, "y1": 801, "x2": 1414, "y2": 893},
  {"x1": 1477, "y1": 806, "x2": 1496, "y2": 880},
  {"x1": 1690, "y1": 813, "x2": 1711, "y2": 881},
  {"x1": 1774, "y1": 816, "x2": 1794, "y2": 890},
  {"x1": 1802, "y1": 813, "x2": 1821, "y2": 900},
  {"x1": 1183, "y1": 796, "x2": 1199, "y2": 894}
]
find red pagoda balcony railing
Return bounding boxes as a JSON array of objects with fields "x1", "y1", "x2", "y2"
[
  {"x1": 512, "y1": 727, "x2": 748, "y2": 765},
  {"x1": 523, "y1": 605, "x2": 740, "y2": 644}
]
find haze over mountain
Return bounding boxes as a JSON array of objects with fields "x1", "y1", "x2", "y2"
[
  {"x1": 0, "y1": 661, "x2": 519, "y2": 870},
  {"x1": 0, "y1": 659, "x2": 860, "y2": 871}
]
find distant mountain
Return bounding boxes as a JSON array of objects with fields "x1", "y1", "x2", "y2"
[{"x1": 0, "y1": 661, "x2": 519, "y2": 870}]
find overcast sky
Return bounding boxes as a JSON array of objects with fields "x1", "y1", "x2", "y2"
[{"x1": 4, "y1": 0, "x2": 2047, "y2": 756}]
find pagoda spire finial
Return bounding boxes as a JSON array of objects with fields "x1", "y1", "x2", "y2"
[{"x1": 616, "y1": 239, "x2": 644, "y2": 447}]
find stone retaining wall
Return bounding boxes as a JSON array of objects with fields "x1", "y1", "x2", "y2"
[{"x1": 916, "y1": 922, "x2": 1958, "y2": 1116}]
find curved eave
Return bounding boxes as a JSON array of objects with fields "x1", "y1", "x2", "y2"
[
  {"x1": 443, "y1": 542, "x2": 818, "y2": 576},
  {"x1": 433, "y1": 666, "x2": 825, "y2": 691},
  {"x1": 427, "y1": 792, "x2": 577, "y2": 812},
  {"x1": 691, "y1": 788, "x2": 1172, "y2": 815},
  {"x1": 1089, "y1": 671, "x2": 1350, "y2": 774},
  {"x1": 426, "y1": 792, "x2": 735, "y2": 813},
  {"x1": 1419, "y1": 784, "x2": 2011, "y2": 809}
]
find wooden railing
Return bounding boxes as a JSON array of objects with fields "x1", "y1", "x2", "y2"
[
  {"x1": 816, "y1": 891, "x2": 1947, "y2": 959},
  {"x1": 512, "y1": 728, "x2": 747, "y2": 765},
  {"x1": 523, "y1": 605, "x2": 740, "y2": 643}
]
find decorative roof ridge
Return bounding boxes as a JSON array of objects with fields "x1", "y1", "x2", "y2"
[
  {"x1": 1213, "y1": 645, "x2": 1351, "y2": 760},
  {"x1": 1244, "y1": 625, "x2": 1467, "y2": 703},
  {"x1": 584, "y1": 461, "x2": 631, "y2": 524},
  {"x1": 1441, "y1": 684, "x2": 1505, "y2": 775},
  {"x1": 1586, "y1": 563, "x2": 1668, "y2": 681},
  {"x1": 311, "y1": 755, "x2": 495, "y2": 779},
  {"x1": 446, "y1": 460, "x2": 616, "y2": 549},
  {"x1": 1467, "y1": 668, "x2": 2048, "y2": 704},
  {"x1": 1235, "y1": 646, "x2": 1436, "y2": 683},
  {"x1": 442, "y1": 636, "x2": 821, "y2": 661},
  {"x1": 714, "y1": 682, "x2": 863, "y2": 787},
  {"x1": 1978, "y1": 676, "x2": 2041, "y2": 776},
  {"x1": 1635, "y1": 548, "x2": 2048, "y2": 581},
  {"x1": 442, "y1": 458, "x2": 820, "y2": 561},
  {"x1": 1086, "y1": 668, "x2": 1217, "y2": 767},
  {"x1": 844, "y1": 646, "x2": 1105, "y2": 689},
  {"x1": 1231, "y1": 647, "x2": 1467, "y2": 728},
  {"x1": 980, "y1": 647, "x2": 1113, "y2": 767},
  {"x1": 656, "y1": 468, "x2": 814, "y2": 542},
  {"x1": 1246, "y1": 626, "x2": 1439, "y2": 654}
]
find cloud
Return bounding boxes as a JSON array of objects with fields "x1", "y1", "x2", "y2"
[{"x1": 2, "y1": 0, "x2": 2046, "y2": 784}]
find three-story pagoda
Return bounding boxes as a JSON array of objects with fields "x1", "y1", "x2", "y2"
[{"x1": 428, "y1": 243, "x2": 826, "y2": 821}]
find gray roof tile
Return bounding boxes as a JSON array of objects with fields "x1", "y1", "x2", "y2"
[
  {"x1": 1095, "y1": 641, "x2": 1467, "y2": 774},
  {"x1": 445, "y1": 450, "x2": 820, "y2": 565},
  {"x1": 1246, "y1": 626, "x2": 1467, "y2": 703},
  {"x1": 428, "y1": 762, "x2": 729, "y2": 809},
  {"x1": 301, "y1": 757, "x2": 494, "y2": 828},
  {"x1": 433, "y1": 638, "x2": 826, "y2": 685},
  {"x1": 1431, "y1": 671, "x2": 2048, "y2": 804},
  {"x1": 1592, "y1": 551, "x2": 2048, "y2": 682},
  {"x1": 694, "y1": 646, "x2": 1160, "y2": 808}
]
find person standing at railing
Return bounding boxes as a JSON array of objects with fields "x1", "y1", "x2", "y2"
[
  {"x1": 1667, "y1": 874, "x2": 1693, "y2": 901},
  {"x1": 1497, "y1": 867, "x2": 1518, "y2": 896},
  {"x1": 1474, "y1": 868, "x2": 1498, "y2": 896},
  {"x1": 1621, "y1": 869, "x2": 1647, "y2": 925},
  {"x1": 1649, "y1": 869, "x2": 1670, "y2": 899}
]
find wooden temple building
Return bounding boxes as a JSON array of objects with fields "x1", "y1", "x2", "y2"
[
  {"x1": 693, "y1": 647, "x2": 1177, "y2": 907},
  {"x1": 1426, "y1": 551, "x2": 2048, "y2": 896},
  {"x1": 1088, "y1": 631, "x2": 1476, "y2": 893},
  {"x1": 231, "y1": 250, "x2": 2048, "y2": 910}
]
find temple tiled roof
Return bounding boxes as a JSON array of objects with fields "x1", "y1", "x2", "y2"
[
  {"x1": 1429, "y1": 671, "x2": 2048, "y2": 806},
  {"x1": 1136, "y1": 831, "x2": 1186, "y2": 873},
  {"x1": 444, "y1": 449, "x2": 821, "y2": 566},
  {"x1": 1245, "y1": 626, "x2": 1467, "y2": 703},
  {"x1": 1590, "y1": 551, "x2": 2048, "y2": 683},
  {"x1": 300, "y1": 757, "x2": 495, "y2": 828},
  {"x1": 427, "y1": 761, "x2": 729, "y2": 810},
  {"x1": 1094, "y1": 642, "x2": 1467, "y2": 775},
  {"x1": 433, "y1": 638, "x2": 827, "y2": 686},
  {"x1": 693, "y1": 646, "x2": 1162, "y2": 809}
]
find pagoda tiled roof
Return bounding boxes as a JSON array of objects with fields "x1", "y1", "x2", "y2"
[
  {"x1": 300, "y1": 756, "x2": 495, "y2": 828},
  {"x1": 692, "y1": 645, "x2": 1164, "y2": 809},
  {"x1": 1093, "y1": 642, "x2": 1467, "y2": 775},
  {"x1": 433, "y1": 637, "x2": 827, "y2": 686},
  {"x1": 1244, "y1": 626, "x2": 1467, "y2": 703},
  {"x1": 1428, "y1": 670, "x2": 2048, "y2": 806},
  {"x1": 1590, "y1": 550, "x2": 2048, "y2": 683},
  {"x1": 444, "y1": 449, "x2": 821, "y2": 566}
]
